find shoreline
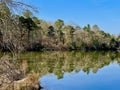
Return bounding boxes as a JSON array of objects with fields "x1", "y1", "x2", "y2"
[{"x1": 0, "y1": 55, "x2": 42, "y2": 90}]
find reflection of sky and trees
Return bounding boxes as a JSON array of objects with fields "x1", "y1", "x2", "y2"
[{"x1": 18, "y1": 51, "x2": 120, "y2": 90}]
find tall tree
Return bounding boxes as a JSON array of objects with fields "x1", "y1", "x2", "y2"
[
  {"x1": 22, "y1": 10, "x2": 36, "y2": 44},
  {"x1": 92, "y1": 25, "x2": 100, "y2": 32},
  {"x1": 55, "y1": 19, "x2": 64, "y2": 44},
  {"x1": 55, "y1": 19, "x2": 64, "y2": 30},
  {"x1": 64, "y1": 25, "x2": 75, "y2": 48}
]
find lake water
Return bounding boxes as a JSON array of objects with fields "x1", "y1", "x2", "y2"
[
  {"x1": 18, "y1": 51, "x2": 120, "y2": 90},
  {"x1": 40, "y1": 63, "x2": 120, "y2": 90}
]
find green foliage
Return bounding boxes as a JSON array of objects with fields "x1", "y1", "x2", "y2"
[
  {"x1": 0, "y1": 1, "x2": 120, "y2": 52},
  {"x1": 23, "y1": 10, "x2": 33, "y2": 18},
  {"x1": 83, "y1": 24, "x2": 91, "y2": 32},
  {"x1": 48, "y1": 26, "x2": 55, "y2": 37},
  {"x1": 19, "y1": 16, "x2": 37, "y2": 31},
  {"x1": 55, "y1": 19, "x2": 64, "y2": 30}
]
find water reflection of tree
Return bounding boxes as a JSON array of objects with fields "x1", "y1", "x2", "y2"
[{"x1": 18, "y1": 51, "x2": 120, "y2": 79}]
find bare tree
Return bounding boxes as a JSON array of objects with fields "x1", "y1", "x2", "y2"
[{"x1": 0, "y1": 0, "x2": 38, "y2": 53}]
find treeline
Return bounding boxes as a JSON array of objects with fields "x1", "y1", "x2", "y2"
[{"x1": 0, "y1": 3, "x2": 120, "y2": 52}]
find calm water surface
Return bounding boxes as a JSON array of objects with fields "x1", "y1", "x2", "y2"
[
  {"x1": 40, "y1": 63, "x2": 120, "y2": 90},
  {"x1": 18, "y1": 51, "x2": 120, "y2": 90}
]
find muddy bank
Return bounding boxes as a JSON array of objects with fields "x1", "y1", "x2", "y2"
[{"x1": 0, "y1": 55, "x2": 41, "y2": 90}]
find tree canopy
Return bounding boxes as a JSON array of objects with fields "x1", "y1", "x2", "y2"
[{"x1": 0, "y1": 0, "x2": 120, "y2": 52}]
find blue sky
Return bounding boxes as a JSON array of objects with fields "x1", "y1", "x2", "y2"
[{"x1": 24, "y1": 0, "x2": 120, "y2": 35}]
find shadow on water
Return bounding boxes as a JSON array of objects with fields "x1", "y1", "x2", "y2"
[{"x1": 16, "y1": 51, "x2": 120, "y2": 89}]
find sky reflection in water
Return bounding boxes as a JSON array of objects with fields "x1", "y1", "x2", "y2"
[{"x1": 40, "y1": 62, "x2": 120, "y2": 90}]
